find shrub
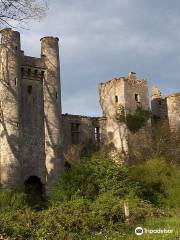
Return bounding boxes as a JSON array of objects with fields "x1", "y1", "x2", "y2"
[
  {"x1": 0, "y1": 190, "x2": 27, "y2": 209},
  {"x1": 0, "y1": 208, "x2": 37, "y2": 239},
  {"x1": 129, "y1": 158, "x2": 180, "y2": 207},
  {"x1": 50, "y1": 153, "x2": 137, "y2": 204}
]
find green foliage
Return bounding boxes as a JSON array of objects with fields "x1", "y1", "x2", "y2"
[
  {"x1": 130, "y1": 158, "x2": 180, "y2": 207},
  {"x1": 51, "y1": 153, "x2": 136, "y2": 204},
  {"x1": 35, "y1": 199, "x2": 91, "y2": 239},
  {"x1": 0, "y1": 155, "x2": 179, "y2": 239},
  {"x1": 0, "y1": 190, "x2": 27, "y2": 209},
  {"x1": 126, "y1": 107, "x2": 150, "y2": 133},
  {"x1": 116, "y1": 106, "x2": 150, "y2": 133},
  {"x1": 90, "y1": 191, "x2": 125, "y2": 230},
  {"x1": 125, "y1": 216, "x2": 180, "y2": 240},
  {"x1": 0, "y1": 208, "x2": 38, "y2": 239}
]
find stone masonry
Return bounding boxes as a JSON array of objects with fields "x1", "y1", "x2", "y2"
[
  {"x1": 0, "y1": 28, "x2": 179, "y2": 193},
  {"x1": 151, "y1": 86, "x2": 180, "y2": 131},
  {"x1": 0, "y1": 28, "x2": 63, "y2": 193},
  {"x1": 99, "y1": 72, "x2": 149, "y2": 155}
]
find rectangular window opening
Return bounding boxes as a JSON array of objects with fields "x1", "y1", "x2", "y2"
[
  {"x1": 115, "y1": 95, "x2": 118, "y2": 103},
  {"x1": 71, "y1": 123, "x2": 80, "y2": 145},
  {"x1": 27, "y1": 85, "x2": 32, "y2": 94},
  {"x1": 135, "y1": 94, "x2": 140, "y2": 103},
  {"x1": 34, "y1": 70, "x2": 38, "y2": 76},
  {"x1": 28, "y1": 69, "x2": 31, "y2": 75}
]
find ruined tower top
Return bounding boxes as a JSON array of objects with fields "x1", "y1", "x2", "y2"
[
  {"x1": 0, "y1": 28, "x2": 21, "y2": 50},
  {"x1": 128, "y1": 71, "x2": 137, "y2": 80},
  {"x1": 152, "y1": 85, "x2": 162, "y2": 99}
]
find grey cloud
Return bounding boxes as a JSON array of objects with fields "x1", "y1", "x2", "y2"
[{"x1": 20, "y1": 0, "x2": 180, "y2": 115}]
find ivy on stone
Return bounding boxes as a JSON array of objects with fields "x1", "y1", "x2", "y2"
[
  {"x1": 116, "y1": 104, "x2": 126, "y2": 123},
  {"x1": 116, "y1": 105, "x2": 150, "y2": 133}
]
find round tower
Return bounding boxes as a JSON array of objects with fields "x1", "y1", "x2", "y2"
[
  {"x1": 0, "y1": 28, "x2": 21, "y2": 188},
  {"x1": 41, "y1": 36, "x2": 63, "y2": 192}
]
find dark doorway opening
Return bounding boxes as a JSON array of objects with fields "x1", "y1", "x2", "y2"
[
  {"x1": 24, "y1": 176, "x2": 44, "y2": 207},
  {"x1": 25, "y1": 176, "x2": 42, "y2": 195}
]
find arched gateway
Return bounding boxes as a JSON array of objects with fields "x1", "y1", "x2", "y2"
[{"x1": 24, "y1": 176, "x2": 43, "y2": 197}]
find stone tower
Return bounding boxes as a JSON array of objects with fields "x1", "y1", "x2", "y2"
[
  {"x1": 99, "y1": 72, "x2": 149, "y2": 156},
  {"x1": 41, "y1": 37, "x2": 63, "y2": 192},
  {"x1": 0, "y1": 28, "x2": 21, "y2": 188},
  {"x1": 0, "y1": 28, "x2": 64, "y2": 193},
  {"x1": 151, "y1": 85, "x2": 168, "y2": 123},
  {"x1": 166, "y1": 94, "x2": 180, "y2": 131},
  {"x1": 151, "y1": 86, "x2": 180, "y2": 131}
]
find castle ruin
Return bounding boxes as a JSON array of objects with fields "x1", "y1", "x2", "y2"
[{"x1": 0, "y1": 28, "x2": 179, "y2": 193}]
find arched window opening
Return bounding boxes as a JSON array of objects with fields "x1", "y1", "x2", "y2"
[{"x1": 24, "y1": 176, "x2": 43, "y2": 203}]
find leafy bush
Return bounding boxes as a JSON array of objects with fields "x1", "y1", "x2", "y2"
[
  {"x1": 90, "y1": 191, "x2": 125, "y2": 230},
  {"x1": 0, "y1": 155, "x2": 179, "y2": 239},
  {"x1": 51, "y1": 153, "x2": 136, "y2": 204},
  {"x1": 129, "y1": 158, "x2": 180, "y2": 207},
  {"x1": 0, "y1": 208, "x2": 38, "y2": 239},
  {"x1": 0, "y1": 190, "x2": 27, "y2": 209}
]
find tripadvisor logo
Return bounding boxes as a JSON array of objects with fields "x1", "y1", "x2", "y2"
[
  {"x1": 135, "y1": 227, "x2": 144, "y2": 236},
  {"x1": 135, "y1": 226, "x2": 173, "y2": 236}
]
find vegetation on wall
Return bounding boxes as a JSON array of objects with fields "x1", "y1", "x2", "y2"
[{"x1": 116, "y1": 105, "x2": 150, "y2": 133}]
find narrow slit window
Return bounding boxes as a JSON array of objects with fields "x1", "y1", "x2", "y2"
[
  {"x1": 21, "y1": 67, "x2": 24, "y2": 76},
  {"x1": 94, "y1": 127, "x2": 100, "y2": 145},
  {"x1": 27, "y1": 85, "x2": 32, "y2": 94},
  {"x1": 115, "y1": 95, "x2": 118, "y2": 103},
  {"x1": 14, "y1": 77, "x2": 17, "y2": 85},
  {"x1": 55, "y1": 92, "x2": 58, "y2": 99}
]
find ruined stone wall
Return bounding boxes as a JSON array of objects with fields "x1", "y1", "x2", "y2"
[
  {"x1": 99, "y1": 73, "x2": 150, "y2": 157},
  {"x1": 166, "y1": 93, "x2": 180, "y2": 131},
  {"x1": 99, "y1": 78, "x2": 128, "y2": 154},
  {"x1": 124, "y1": 75, "x2": 150, "y2": 161},
  {"x1": 62, "y1": 114, "x2": 100, "y2": 154},
  {"x1": 124, "y1": 77, "x2": 149, "y2": 113},
  {"x1": 151, "y1": 86, "x2": 168, "y2": 123},
  {"x1": 151, "y1": 98, "x2": 168, "y2": 122},
  {"x1": 151, "y1": 87, "x2": 180, "y2": 132}
]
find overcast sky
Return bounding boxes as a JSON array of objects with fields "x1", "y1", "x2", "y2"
[{"x1": 20, "y1": 0, "x2": 180, "y2": 116}]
